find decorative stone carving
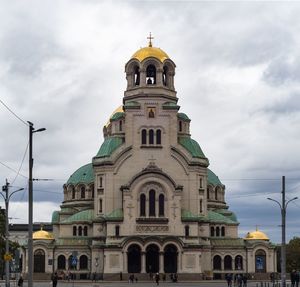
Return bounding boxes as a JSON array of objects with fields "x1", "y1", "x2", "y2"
[{"x1": 136, "y1": 225, "x2": 169, "y2": 232}]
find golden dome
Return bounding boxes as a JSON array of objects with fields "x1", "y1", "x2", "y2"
[
  {"x1": 131, "y1": 46, "x2": 169, "y2": 63},
  {"x1": 244, "y1": 229, "x2": 269, "y2": 241},
  {"x1": 105, "y1": 105, "x2": 124, "y2": 128},
  {"x1": 33, "y1": 228, "x2": 54, "y2": 240}
]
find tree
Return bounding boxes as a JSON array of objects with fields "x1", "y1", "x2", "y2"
[{"x1": 286, "y1": 237, "x2": 300, "y2": 272}]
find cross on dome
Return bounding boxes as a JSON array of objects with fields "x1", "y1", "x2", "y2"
[{"x1": 147, "y1": 32, "x2": 154, "y2": 47}]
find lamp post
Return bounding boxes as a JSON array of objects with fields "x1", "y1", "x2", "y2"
[
  {"x1": 1, "y1": 180, "x2": 24, "y2": 287},
  {"x1": 267, "y1": 176, "x2": 297, "y2": 287},
  {"x1": 27, "y1": 121, "x2": 46, "y2": 287}
]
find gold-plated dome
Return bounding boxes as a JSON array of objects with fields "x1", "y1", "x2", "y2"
[
  {"x1": 131, "y1": 46, "x2": 169, "y2": 63},
  {"x1": 33, "y1": 228, "x2": 54, "y2": 240},
  {"x1": 105, "y1": 105, "x2": 124, "y2": 128},
  {"x1": 244, "y1": 229, "x2": 269, "y2": 241}
]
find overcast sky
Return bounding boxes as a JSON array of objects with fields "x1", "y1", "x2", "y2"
[{"x1": 0, "y1": 1, "x2": 299, "y2": 243}]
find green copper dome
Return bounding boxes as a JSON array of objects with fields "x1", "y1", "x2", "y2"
[
  {"x1": 177, "y1": 113, "x2": 190, "y2": 121},
  {"x1": 67, "y1": 163, "x2": 94, "y2": 185},
  {"x1": 207, "y1": 169, "x2": 223, "y2": 186},
  {"x1": 179, "y1": 137, "x2": 206, "y2": 159},
  {"x1": 62, "y1": 209, "x2": 94, "y2": 223},
  {"x1": 96, "y1": 137, "x2": 123, "y2": 158}
]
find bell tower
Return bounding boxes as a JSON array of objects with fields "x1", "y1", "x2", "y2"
[{"x1": 124, "y1": 34, "x2": 176, "y2": 99}]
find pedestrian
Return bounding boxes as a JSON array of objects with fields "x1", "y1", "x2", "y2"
[
  {"x1": 17, "y1": 275, "x2": 24, "y2": 287},
  {"x1": 155, "y1": 272, "x2": 160, "y2": 285},
  {"x1": 51, "y1": 272, "x2": 58, "y2": 287},
  {"x1": 242, "y1": 274, "x2": 248, "y2": 287},
  {"x1": 295, "y1": 271, "x2": 300, "y2": 287},
  {"x1": 225, "y1": 273, "x2": 232, "y2": 287},
  {"x1": 270, "y1": 273, "x2": 275, "y2": 286},
  {"x1": 291, "y1": 270, "x2": 297, "y2": 287}
]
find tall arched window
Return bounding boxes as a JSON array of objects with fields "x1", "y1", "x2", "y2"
[
  {"x1": 79, "y1": 255, "x2": 88, "y2": 270},
  {"x1": 213, "y1": 255, "x2": 221, "y2": 270},
  {"x1": 134, "y1": 66, "x2": 140, "y2": 86},
  {"x1": 210, "y1": 226, "x2": 215, "y2": 237},
  {"x1": 224, "y1": 255, "x2": 233, "y2": 270},
  {"x1": 149, "y1": 129, "x2": 154, "y2": 145},
  {"x1": 71, "y1": 186, "x2": 75, "y2": 199},
  {"x1": 199, "y1": 199, "x2": 203, "y2": 213},
  {"x1": 179, "y1": 121, "x2": 182, "y2": 132},
  {"x1": 78, "y1": 226, "x2": 82, "y2": 236},
  {"x1": 115, "y1": 225, "x2": 120, "y2": 237},
  {"x1": 34, "y1": 249, "x2": 45, "y2": 273},
  {"x1": 163, "y1": 66, "x2": 168, "y2": 86},
  {"x1": 83, "y1": 226, "x2": 88, "y2": 236},
  {"x1": 156, "y1": 129, "x2": 161, "y2": 145},
  {"x1": 255, "y1": 249, "x2": 266, "y2": 273},
  {"x1": 146, "y1": 64, "x2": 156, "y2": 85},
  {"x1": 149, "y1": 189, "x2": 156, "y2": 216},
  {"x1": 185, "y1": 225, "x2": 190, "y2": 237},
  {"x1": 141, "y1": 129, "x2": 147, "y2": 145},
  {"x1": 221, "y1": 226, "x2": 225, "y2": 237},
  {"x1": 73, "y1": 226, "x2": 77, "y2": 236},
  {"x1": 235, "y1": 255, "x2": 243, "y2": 270},
  {"x1": 57, "y1": 255, "x2": 66, "y2": 270},
  {"x1": 216, "y1": 226, "x2": 220, "y2": 237},
  {"x1": 81, "y1": 186, "x2": 85, "y2": 199},
  {"x1": 140, "y1": 194, "x2": 146, "y2": 216},
  {"x1": 119, "y1": 120, "x2": 122, "y2": 131},
  {"x1": 207, "y1": 187, "x2": 210, "y2": 199},
  {"x1": 215, "y1": 188, "x2": 218, "y2": 200},
  {"x1": 159, "y1": 194, "x2": 164, "y2": 216}
]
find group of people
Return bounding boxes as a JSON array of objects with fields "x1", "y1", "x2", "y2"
[
  {"x1": 225, "y1": 273, "x2": 248, "y2": 287},
  {"x1": 291, "y1": 270, "x2": 300, "y2": 287}
]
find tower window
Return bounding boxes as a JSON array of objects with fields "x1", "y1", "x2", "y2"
[
  {"x1": 179, "y1": 121, "x2": 182, "y2": 132},
  {"x1": 156, "y1": 129, "x2": 161, "y2": 145},
  {"x1": 78, "y1": 226, "x2": 82, "y2": 236},
  {"x1": 221, "y1": 226, "x2": 225, "y2": 237},
  {"x1": 200, "y1": 199, "x2": 203, "y2": 213},
  {"x1": 140, "y1": 194, "x2": 146, "y2": 216},
  {"x1": 149, "y1": 189, "x2": 156, "y2": 216},
  {"x1": 99, "y1": 199, "x2": 103, "y2": 213},
  {"x1": 163, "y1": 66, "x2": 168, "y2": 86},
  {"x1": 215, "y1": 188, "x2": 218, "y2": 200},
  {"x1": 115, "y1": 225, "x2": 120, "y2": 237},
  {"x1": 73, "y1": 226, "x2": 77, "y2": 236},
  {"x1": 210, "y1": 226, "x2": 215, "y2": 237},
  {"x1": 83, "y1": 226, "x2": 88, "y2": 236},
  {"x1": 199, "y1": 178, "x2": 203, "y2": 189},
  {"x1": 146, "y1": 64, "x2": 156, "y2": 85},
  {"x1": 134, "y1": 66, "x2": 140, "y2": 86},
  {"x1": 185, "y1": 225, "x2": 190, "y2": 237},
  {"x1": 149, "y1": 129, "x2": 154, "y2": 145},
  {"x1": 216, "y1": 226, "x2": 220, "y2": 237},
  {"x1": 158, "y1": 194, "x2": 164, "y2": 216},
  {"x1": 141, "y1": 129, "x2": 147, "y2": 145},
  {"x1": 81, "y1": 186, "x2": 85, "y2": 199},
  {"x1": 119, "y1": 120, "x2": 122, "y2": 131}
]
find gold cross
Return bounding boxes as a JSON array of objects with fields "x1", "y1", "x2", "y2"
[{"x1": 147, "y1": 32, "x2": 154, "y2": 47}]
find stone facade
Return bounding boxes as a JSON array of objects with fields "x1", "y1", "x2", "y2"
[{"x1": 18, "y1": 41, "x2": 276, "y2": 280}]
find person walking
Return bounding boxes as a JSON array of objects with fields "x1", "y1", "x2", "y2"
[
  {"x1": 291, "y1": 270, "x2": 297, "y2": 287},
  {"x1": 17, "y1": 275, "x2": 24, "y2": 287},
  {"x1": 155, "y1": 273, "x2": 160, "y2": 286},
  {"x1": 51, "y1": 272, "x2": 58, "y2": 287},
  {"x1": 295, "y1": 270, "x2": 300, "y2": 287},
  {"x1": 225, "y1": 273, "x2": 233, "y2": 287}
]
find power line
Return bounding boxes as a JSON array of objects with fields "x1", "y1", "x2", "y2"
[
  {"x1": 0, "y1": 98, "x2": 28, "y2": 126},
  {"x1": 11, "y1": 142, "x2": 29, "y2": 185},
  {"x1": 0, "y1": 161, "x2": 28, "y2": 179}
]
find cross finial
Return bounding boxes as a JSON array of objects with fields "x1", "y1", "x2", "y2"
[{"x1": 147, "y1": 32, "x2": 154, "y2": 47}]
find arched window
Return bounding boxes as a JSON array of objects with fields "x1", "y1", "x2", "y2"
[
  {"x1": 235, "y1": 255, "x2": 243, "y2": 270},
  {"x1": 71, "y1": 186, "x2": 75, "y2": 199},
  {"x1": 81, "y1": 186, "x2": 85, "y2": 199},
  {"x1": 185, "y1": 225, "x2": 190, "y2": 237},
  {"x1": 213, "y1": 255, "x2": 221, "y2": 270},
  {"x1": 164, "y1": 244, "x2": 178, "y2": 273},
  {"x1": 199, "y1": 199, "x2": 203, "y2": 213},
  {"x1": 159, "y1": 194, "x2": 164, "y2": 216},
  {"x1": 216, "y1": 226, "x2": 220, "y2": 237},
  {"x1": 79, "y1": 255, "x2": 88, "y2": 270},
  {"x1": 34, "y1": 249, "x2": 45, "y2": 273},
  {"x1": 210, "y1": 226, "x2": 215, "y2": 237},
  {"x1": 138, "y1": 194, "x2": 145, "y2": 217},
  {"x1": 83, "y1": 226, "x2": 88, "y2": 236},
  {"x1": 221, "y1": 226, "x2": 225, "y2": 237},
  {"x1": 255, "y1": 249, "x2": 266, "y2": 273},
  {"x1": 149, "y1": 129, "x2": 154, "y2": 145},
  {"x1": 68, "y1": 255, "x2": 74, "y2": 269},
  {"x1": 91, "y1": 185, "x2": 94, "y2": 199},
  {"x1": 115, "y1": 225, "x2": 120, "y2": 237},
  {"x1": 179, "y1": 121, "x2": 182, "y2": 132},
  {"x1": 163, "y1": 66, "x2": 168, "y2": 86},
  {"x1": 156, "y1": 129, "x2": 161, "y2": 145},
  {"x1": 99, "y1": 199, "x2": 103, "y2": 213},
  {"x1": 146, "y1": 64, "x2": 156, "y2": 85},
  {"x1": 215, "y1": 188, "x2": 218, "y2": 200},
  {"x1": 119, "y1": 120, "x2": 122, "y2": 131},
  {"x1": 78, "y1": 226, "x2": 82, "y2": 236},
  {"x1": 224, "y1": 255, "x2": 233, "y2": 270},
  {"x1": 141, "y1": 129, "x2": 147, "y2": 145},
  {"x1": 57, "y1": 255, "x2": 66, "y2": 270},
  {"x1": 149, "y1": 189, "x2": 156, "y2": 216},
  {"x1": 128, "y1": 244, "x2": 141, "y2": 273},
  {"x1": 134, "y1": 66, "x2": 140, "y2": 86},
  {"x1": 73, "y1": 226, "x2": 77, "y2": 236},
  {"x1": 207, "y1": 187, "x2": 210, "y2": 199}
]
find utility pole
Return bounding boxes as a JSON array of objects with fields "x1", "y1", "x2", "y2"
[
  {"x1": 1, "y1": 180, "x2": 23, "y2": 287},
  {"x1": 27, "y1": 121, "x2": 46, "y2": 287},
  {"x1": 268, "y1": 176, "x2": 297, "y2": 287}
]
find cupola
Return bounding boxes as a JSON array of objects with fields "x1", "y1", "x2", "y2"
[{"x1": 244, "y1": 228, "x2": 269, "y2": 241}]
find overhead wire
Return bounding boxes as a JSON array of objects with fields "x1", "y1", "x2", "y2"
[{"x1": 0, "y1": 98, "x2": 28, "y2": 126}]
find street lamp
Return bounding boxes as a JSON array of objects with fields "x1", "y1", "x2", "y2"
[
  {"x1": 27, "y1": 121, "x2": 46, "y2": 287},
  {"x1": 1, "y1": 180, "x2": 24, "y2": 287},
  {"x1": 267, "y1": 176, "x2": 298, "y2": 287}
]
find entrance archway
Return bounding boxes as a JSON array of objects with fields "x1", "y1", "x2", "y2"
[
  {"x1": 127, "y1": 244, "x2": 141, "y2": 273},
  {"x1": 164, "y1": 244, "x2": 177, "y2": 273},
  {"x1": 34, "y1": 249, "x2": 45, "y2": 273},
  {"x1": 146, "y1": 244, "x2": 159, "y2": 273}
]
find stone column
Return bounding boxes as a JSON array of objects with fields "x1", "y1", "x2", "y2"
[
  {"x1": 156, "y1": 68, "x2": 163, "y2": 86},
  {"x1": 159, "y1": 252, "x2": 164, "y2": 273},
  {"x1": 141, "y1": 252, "x2": 146, "y2": 273},
  {"x1": 140, "y1": 69, "x2": 146, "y2": 87}
]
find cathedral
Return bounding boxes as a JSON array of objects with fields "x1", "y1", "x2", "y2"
[{"x1": 19, "y1": 38, "x2": 276, "y2": 280}]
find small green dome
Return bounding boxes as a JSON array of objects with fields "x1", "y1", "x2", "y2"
[
  {"x1": 179, "y1": 137, "x2": 206, "y2": 159},
  {"x1": 207, "y1": 169, "x2": 222, "y2": 186},
  {"x1": 62, "y1": 209, "x2": 94, "y2": 223},
  {"x1": 67, "y1": 163, "x2": 94, "y2": 185},
  {"x1": 95, "y1": 137, "x2": 123, "y2": 158},
  {"x1": 51, "y1": 211, "x2": 60, "y2": 224},
  {"x1": 110, "y1": 112, "x2": 125, "y2": 121},
  {"x1": 177, "y1": 113, "x2": 190, "y2": 121}
]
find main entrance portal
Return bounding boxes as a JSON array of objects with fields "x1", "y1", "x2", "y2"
[
  {"x1": 146, "y1": 244, "x2": 159, "y2": 273},
  {"x1": 128, "y1": 244, "x2": 141, "y2": 273},
  {"x1": 164, "y1": 244, "x2": 178, "y2": 273}
]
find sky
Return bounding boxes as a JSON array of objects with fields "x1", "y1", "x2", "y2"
[{"x1": 0, "y1": 1, "x2": 300, "y2": 243}]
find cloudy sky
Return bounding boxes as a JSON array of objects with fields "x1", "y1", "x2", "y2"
[{"x1": 0, "y1": 1, "x2": 299, "y2": 243}]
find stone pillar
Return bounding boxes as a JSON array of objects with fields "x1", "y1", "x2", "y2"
[
  {"x1": 156, "y1": 68, "x2": 163, "y2": 86},
  {"x1": 140, "y1": 69, "x2": 146, "y2": 87},
  {"x1": 141, "y1": 252, "x2": 146, "y2": 273},
  {"x1": 159, "y1": 252, "x2": 164, "y2": 273}
]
